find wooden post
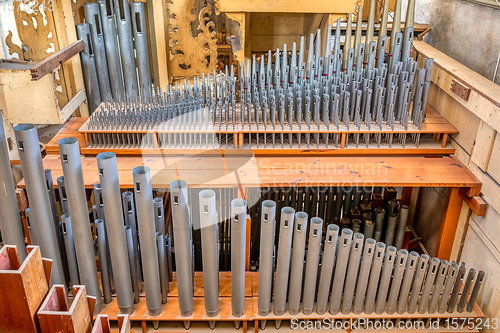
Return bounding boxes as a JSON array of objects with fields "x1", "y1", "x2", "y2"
[
  {"x1": 147, "y1": 0, "x2": 170, "y2": 87},
  {"x1": 435, "y1": 187, "x2": 464, "y2": 260}
]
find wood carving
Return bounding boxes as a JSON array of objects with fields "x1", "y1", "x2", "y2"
[{"x1": 168, "y1": 0, "x2": 217, "y2": 77}]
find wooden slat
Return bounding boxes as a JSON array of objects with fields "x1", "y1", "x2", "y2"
[
  {"x1": 435, "y1": 188, "x2": 463, "y2": 260},
  {"x1": 459, "y1": 189, "x2": 487, "y2": 217},
  {"x1": 217, "y1": 0, "x2": 359, "y2": 13},
  {"x1": 30, "y1": 40, "x2": 84, "y2": 81}
]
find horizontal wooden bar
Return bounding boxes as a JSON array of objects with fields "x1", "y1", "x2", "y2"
[
  {"x1": 459, "y1": 188, "x2": 487, "y2": 217},
  {"x1": 30, "y1": 40, "x2": 84, "y2": 81}
]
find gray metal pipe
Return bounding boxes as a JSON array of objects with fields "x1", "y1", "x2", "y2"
[
  {"x1": 95, "y1": 219, "x2": 112, "y2": 304},
  {"x1": 25, "y1": 208, "x2": 37, "y2": 245},
  {"x1": 394, "y1": 205, "x2": 409, "y2": 249},
  {"x1": 156, "y1": 232, "x2": 169, "y2": 304},
  {"x1": 98, "y1": 0, "x2": 124, "y2": 100},
  {"x1": 113, "y1": 0, "x2": 139, "y2": 97},
  {"x1": 56, "y1": 176, "x2": 69, "y2": 216},
  {"x1": 407, "y1": 254, "x2": 430, "y2": 314},
  {"x1": 342, "y1": 232, "x2": 365, "y2": 314},
  {"x1": 258, "y1": 200, "x2": 276, "y2": 316},
  {"x1": 428, "y1": 260, "x2": 450, "y2": 313},
  {"x1": 84, "y1": 2, "x2": 113, "y2": 102},
  {"x1": 153, "y1": 197, "x2": 166, "y2": 235},
  {"x1": 122, "y1": 191, "x2": 142, "y2": 291},
  {"x1": 288, "y1": 212, "x2": 308, "y2": 315},
  {"x1": 199, "y1": 189, "x2": 219, "y2": 318},
  {"x1": 457, "y1": 268, "x2": 476, "y2": 313},
  {"x1": 274, "y1": 206, "x2": 295, "y2": 316},
  {"x1": 170, "y1": 180, "x2": 194, "y2": 316},
  {"x1": 231, "y1": 199, "x2": 247, "y2": 318},
  {"x1": 386, "y1": 249, "x2": 409, "y2": 314},
  {"x1": 364, "y1": 220, "x2": 374, "y2": 239},
  {"x1": 303, "y1": 217, "x2": 324, "y2": 315},
  {"x1": 134, "y1": 166, "x2": 162, "y2": 316},
  {"x1": 437, "y1": 261, "x2": 459, "y2": 314},
  {"x1": 75, "y1": 23, "x2": 102, "y2": 112},
  {"x1": 14, "y1": 124, "x2": 65, "y2": 285},
  {"x1": 59, "y1": 137, "x2": 102, "y2": 306},
  {"x1": 329, "y1": 228, "x2": 353, "y2": 315},
  {"x1": 375, "y1": 245, "x2": 397, "y2": 314},
  {"x1": 466, "y1": 270, "x2": 484, "y2": 312},
  {"x1": 0, "y1": 113, "x2": 26, "y2": 260},
  {"x1": 130, "y1": 1, "x2": 152, "y2": 99},
  {"x1": 125, "y1": 226, "x2": 140, "y2": 303},
  {"x1": 373, "y1": 207, "x2": 385, "y2": 242},
  {"x1": 97, "y1": 152, "x2": 134, "y2": 314},
  {"x1": 61, "y1": 214, "x2": 80, "y2": 286},
  {"x1": 94, "y1": 183, "x2": 114, "y2": 292},
  {"x1": 447, "y1": 265, "x2": 466, "y2": 312},
  {"x1": 316, "y1": 224, "x2": 340, "y2": 315},
  {"x1": 384, "y1": 213, "x2": 397, "y2": 246},
  {"x1": 166, "y1": 235, "x2": 173, "y2": 281},
  {"x1": 352, "y1": 238, "x2": 377, "y2": 314},
  {"x1": 397, "y1": 251, "x2": 420, "y2": 314},
  {"x1": 417, "y1": 257, "x2": 441, "y2": 314}
]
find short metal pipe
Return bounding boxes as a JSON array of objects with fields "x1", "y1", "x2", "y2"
[
  {"x1": 153, "y1": 197, "x2": 166, "y2": 235},
  {"x1": 417, "y1": 257, "x2": 441, "y2": 314},
  {"x1": 125, "y1": 226, "x2": 140, "y2": 303},
  {"x1": 156, "y1": 232, "x2": 169, "y2": 304},
  {"x1": 97, "y1": 152, "x2": 134, "y2": 314},
  {"x1": 231, "y1": 199, "x2": 247, "y2": 318},
  {"x1": 375, "y1": 245, "x2": 397, "y2": 314},
  {"x1": 428, "y1": 260, "x2": 450, "y2": 313},
  {"x1": 122, "y1": 191, "x2": 142, "y2": 291},
  {"x1": 364, "y1": 242, "x2": 386, "y2": 314},
  {"x1": 61, "y1": 214, "x2": 80, "y2": 286},
  {"x1": 447, "y1": 265, "x2": 466, "y2": 312},
  {"x1": 95, "y1": 219, "x2": 112, "y2": 304},
  {"x1": 76, "y1": 23, "x2": 101, "y2": 112},
  {"x1": 316, "y1": 224, "x2": 340, "y2": 315},
  {"x1": 0, "y1": 114, "x2": 26, "y2": 260},
  {"x1": 457, "y1": 268, "x2": 476, "y2": 313},
  {"x1": 437, "y1": 261, "x2": 459, "y2": 314},
  {"x1": 386, "y1": 249, "x2": 409, "y2": 314},
  {"x1": 373, "y1": 207, "x2": 385, "y2": 242},
  {"x1": 329, "y1": 228, "x2": 353, "y2": 315},
  {"x1": 407, "y1": 254, "x2": 430, "y2": 314},
  {"x1": 397, "y1": 251, "x2": 420, "y2": 314},
  {"x1": 342, "y1": 233, "x2": 365, "y2": 314},
  {"x1": 394, "y1": 205, "x2": 409, "y2": 249},
  {"x1": 59, "y1": 137, "x2": 102, "y2": 306},
  {"x1": 352, "y1": 238, "x2": 377, "y2": 314},
  {"x1": 288, "y1": 212, "x2": 308, "y2": 315},
  {"x1": 134, "y1": 166, "x2": 162, "y2": 316},
  {"x1": 56, "y1": 176, "x2": 69, "y2": 216},
  {"x1": 199, "y1": 189, "x2": 219, "y2": 317},
  {"x1": 15, "y1": 124, "x2": 65, "y2": 285},
  {"x1": 258, "y1": 200, "x2": 276, "y2": 316},
  {"x1": 384, "y1": 213, "x2": 397, "y2": 246},
  {"x1": 466, "y1": 270, "x2": 484, "y2": 313},
  {"x1": 364, "y1": 220, "x2": 374, "y2": 239},
  {"x1": 130, "y1": 2, "x2": 152, "y2": 99},
  {"x1": 303, "y1": 217, "x2": 324, "y2": 315}
]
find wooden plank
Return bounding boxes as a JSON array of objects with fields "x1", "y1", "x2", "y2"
[
  {"x1": 435, "y1": 188, "x2": 463, "y2": 260},
  {"x1": 30, "y1": 41, "x2": 84, "y2": 81},
  {"x1": 59, "y1": 90, "x2": 87, "y2": 121},
  {"x1": 217, "y1": 0, "x2": 359, "y2": 13},
  {"x1": 470, "y1": 121, "x2": 496, "y2": 170},
  {"x1": 459, "y1": 189, "x2": 487, "y2": 217},
  {"x1": 147, "y1": 0, "x2": 169, "y2": 87}
]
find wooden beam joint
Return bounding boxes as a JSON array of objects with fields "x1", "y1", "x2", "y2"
[
  {"x1": 30, "y1": 40, "x2": 84, "y2": 81},
  {"x1": 459, "y1": 188, "x2": 487, "y2": 217}
]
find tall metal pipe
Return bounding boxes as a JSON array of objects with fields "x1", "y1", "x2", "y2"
[
  {"x1": 407, "y1": 254, "x2": 430, "y2": 314},
  {"x1": 125, "y1": 226, "x2": 140, "y2": 303},
  {"x1": 428, "y1": 260, "x2": 450, "y2": 313},
  {"x1": 342, "y1": 232, "x2": 365, "y2": 314},
  {"x1": 156, "y1": 232, "x2": 169, "y2": 304},
  {"x1": 98, "y1": 0, "x2": 124, "y2": 100},
  {"x1": 258, "y1": 200, "x2": 276, "y2": 317},
  {"x1": 130, "y1": 1, "x2": 152, "y2": 99},
  {"x1": 373, "y1": 207, "x2": 385, "y2": 241},
  {"x1": 122, "y1": 191, "x2": 142, "y2": 290},
  {"x1": 447, "y1": 265, "x2": 466, "y2": 312},
  {"x1": 417, "y1": 257, "x2": 441, "y2": 314},
  {"x1": 288, "y1": 212, "x2": 308, "y2": 315},
  {"x1": 84, "y1": 2, "x2": 113, "y2": 102},
  {"x1": 59, "y1": 137, "x2": 102, "y2": 306},
  {"x1": 303, "y1": 217, "x2": 324, "y2": 315},
  {"x1": 457, "y1": 268, "x2": 476, "y2": 313},
  {"x1": 375, "y1": 246, "x2": 397, "y2": 314},
  {"x1": 385, "y1": 213, "x2": 397, "y2": 246},
  {"x1": 61, "y1": 214, "x2": 80, "y2": 286},
  {"x1": 95, "y1": 219, "x2": 112, "y2": 304},
  {"x1": 170, "y1": 180, "x2": 194, "y2": 316},
  {"x1": 466, "y1": 270, "x2": 485, "y2": 312},
  {"x1": 394, "y1": 205, "x2": 409, "y2": 249},
  {"x1": 76, "y1": 23, "x2": 102, "y2": 112},
  {"x1": 316, "y1": 224, "x2": 340, "y2": 315},
  {"x1": 134, "y1": 166, "x2": 162, "y2": 316},
  {"x1": 113, "y1": 0, "x2": 139, "y2": 97},
  {"x1": 56, "y1": 176, "x2": 69, "y2": 215},
  {"x1": 14, "y1": 124, "x2": 65, "y2": 285},
  {"x1": 0, "y1": 114, "x2": 26, "y2": 260},
  {"x1": 274, "y1": 207, "x2": 295, "y2": 316},
  {"x1": 231, "y1": 199, "x2": 247, "y2": 319},
  {"x1": 96, "y1": 152, "x2": 134, "y2": 314},
  {"x1": 199, "y1": 190, "x2": 219, "y2": 319},
  {"x1": 352, "y1": 238, "x2": 377, "y2": 314},
  {"x1": 397, "y1": 251, "x2": 420, "y2": 314},
  {"x1": 364, "y1": 242, "x2": 386, "y2": 314},
  {"x1": 437, "y1": 261, "x2": 459, "y2": 314},
  {"x1": 329, "y1": 228, "x2": 353, "y2": 314},
  {"x1": 386, "y1": 249, "x2": 409, "y2": 314}
]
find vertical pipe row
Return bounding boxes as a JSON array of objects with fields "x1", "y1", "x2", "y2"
[{"x1": 130, "y1": 1, "x2": 152, "y2": 98}]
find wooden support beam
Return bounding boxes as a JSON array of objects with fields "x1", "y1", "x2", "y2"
[
  {"x1": 30, "y1": 41, "x2": 84, "y2": 81},
  {"x1": 435, "y1": 187, "x2": 463, "y2": 260},
  {"x1": 459, "y1": 189, "x2": 487, "y2": 217},
  {"x1": 147, "y1": 0, "x2": 169, "y2": 87}
]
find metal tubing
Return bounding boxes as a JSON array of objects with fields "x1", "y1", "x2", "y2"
[
  {"x1": 84, "y1": 2, "x2": 112, "y2": 102},
  {"x1": 417, "y1": 257, "x2": 441, "y2": 314},
  {"x1": 353, "y1": 238, "x2": 377, "y2": 314},
  {"x1": 386, "y1": 249, "x2": 409, "y2": 314},
  {"x1": 97, "y1": 152, "x2": 134, "y2": 314},
  {"x1": 76, "y1": 23, "x2": 102, "y2": 112},
  {"x1": 156, "y1": 232, "x2": 169, "y2": 304},
  {"x1": 385, "y1": 213, "x2": 397, "y2": 246},
  {"x1": 44, "y1": 169, "x2": 62, "y2": 252},
  {"x1": 134, "y1": 166, "x2": 162, "y2": 316},
  {"x1": 447, "y1": 265, "x2": 466, "y2": 313},
  {"x1": 114, "y1": 0, "x2": 139, "y2": 96},
  {"x1": 61, "y1": 214, "x2": 80, "y2": 286},
  {"x1": 170, "y1": 180, "x2": 194, "y2": 316},
  {"x1": 375, "y1": 246, "x2": 397, "y2": 314},
  {"x1": 59, "y1": 137, "x2": 102, "y2": 306},
  {"x1": 394, "y1": 205, "x2": 409, "y2": 249},
  {"x1": 199, "y1": 190, "x2": 219, "y2": 317},
  {"x1": 14, "y1": 124, "x2": 65, "y2": 285},
  {"x1": 274, "y1": 206, "x2": 295, "y2": 316},
  {"x1": 316, "y1": 224, "x2": 340, "y2": 315},
  {"x1": 397, "y1": 251, "x2": 420, "y2": 314},
  {"x1": 329, "y1": 228, "x2": 353, "y2": 315},
  {"x1": 364, "y1": 220, "x2": 375, "y2": 239},
  {"x1": 407, "y1": 254, "x2": 430, "y2": 314},
  {"x1": 373, "y1": 207, "x2": 385, "y2": 242},
  {"x1": 98, "y1": 0, "x2": 124, "y2": 100},
  {"x1": 56, "y1": 177, "x2": 69, "y2": 216},
  {"x1": 437, "y1": 261, "x2": 459, "y2": 314},
  {"x1": 364, "y1": 242, "x2": 386, "y2": 314},
  {"x1": 125, "y1": 226, "x2": 140, "y2": 303},
  {"x1": 288, "y1": 212, "x2": 309, "y2": 315},
  {"x1": 466, "y1": 270, "x2": 485, "y2": 312},
  {"x1": 153, "y1": 198, "x2": 166, "y2": 235},
  {"x1": 303, "y1": 217, "x2": 324, "y2": 315},
  {"x1": 95, "y1": 219, "x2": 112, "y2": 304},
  {"x1": 0, "y1": 114, "x2": 26, "y2": 260},
  {"x1": 258, "y1": 200, "x2": 276, "y2": 317},
  {"x1": 231, "y1": 199, "x2": 247, "y2": 318},
  {"x1": 457, "y1": 268, "x2": 476, "y2": 313},
  {"x1": 341, "y1": 232, "x2": 365, "y2": 314},
  {"x1": 428, "y1": 260, "x2": 450, "y2": 313},
  {"x1": 122, "y1": 191, "x2": 142, "y2": 291},
  {"x1": 130, "y1": 2, "x2": 152, "y2": 98}
]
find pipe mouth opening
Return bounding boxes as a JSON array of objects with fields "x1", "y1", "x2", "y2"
[
  {"x1": 295, "y1": 211, "x2": 308, "y2": 219},
  {"x1": 342, "y1": 228, "x2": 353, "y2": 236},
  {"x1": 156, "y1": 231, "x2": 163, "y2": 237},
  {"x1": 432, "y1": 257, "x2": 441, "y2": 264},
  {"x1": 93, "y1": 183, "x2": 101, "y2": 190},
  {"x1": 133, "y1": 166, "x2": 150, "y2": 175},
  {"x1": 387, "y1": 246, "x2": 397, "y2": 253},
  {"x1": 14, "y1": 124, "x2": 36, "y2": 132},
  {"x1": 399, "y1": 249, "x2": 409, "y2": 255},
  {"x1": 44, "y1": 169, "x2": 51, "y2": 175},
  {"x1": 451, "y1": 261, "x2": 459, "y2": 268},
  {"x1": 354, "y1": 232, "x2": 364, "y2": 240},
  {"x1": 421, "y1": 254, "x2": 430, "y2": 260},
  {"x1": 389, "y1": 212, "x2": 398, "y2": 218},
  {"x1": 328, "y1": 224, "x2": 339, "y2": 231},
  {"x1": 94, "y1": 219, "x2": 103, "y2": 224},
  {"x1": 375, "y1": 207, "x2": 385, "y2": 213},
  {"x1": 153, "y1": 197, "x2": 163, "y2": 203},
  {"x1": 281, "y1": 207, "x2": 295, "y2": 215},
  {"x1": 262, "y1": 200, "x2": 276, "y2": 208},
  {"x1": 401, "y1": 204, "x2": 409, "y2": 209},
  {"x1": 231, "y1": 198, "x2": 246, "y2": 208},
  {"x1": 57, "y1": 176, "x2": 64, "y2": 182},
  {"x1": 199, "y1": 189, "x2": 215, "y2": 199},
  {"x1": 96, "y1": 152, "x2": 116, "y2": 160},
  {"x1": 311, "y1": 217, "x2": 323, "y2": 225},
  {"x1": 170, "y1": 179, "x2": 187, "y2": 189},
  {"x1": 61, "y1": 214, "x2": 69, "y2": 219},
  {"x1": 366, "y1": 238, "x2": 377, "y2": 245},
  {"x1": 58, "y1": 137, "x2": 78, "y2": 145},
  {"x1": 409, "y1": 251, "x2": 420, "y2": 257},
  {"x1": 365, "y1": 220, "x2": 374, "y2": 225},
  {"x1": 122, "y1": 191, "x2": 133, "y2": 197},
  {"x1": 376, "y1": 242, "x2": 386, "y2": 249}
]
